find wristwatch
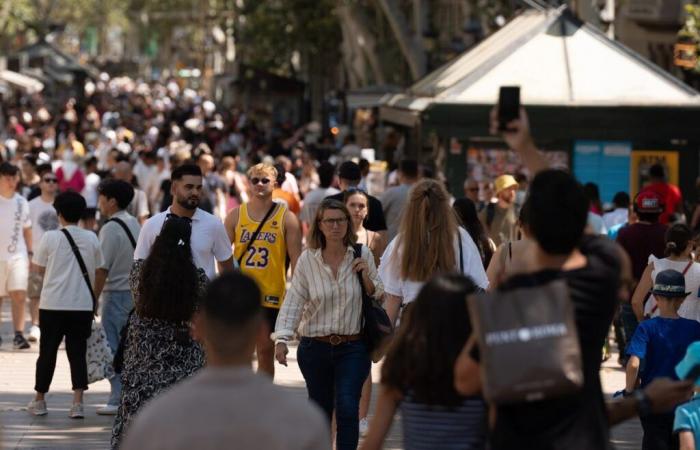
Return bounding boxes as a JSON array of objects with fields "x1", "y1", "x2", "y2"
[{"x1": 633, "y1": 389, "x2": 653, "y2": 418}]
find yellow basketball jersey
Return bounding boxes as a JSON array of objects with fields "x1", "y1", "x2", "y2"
[{"x1": 234, "y1": 202, "x2": 288, "y2": 309}]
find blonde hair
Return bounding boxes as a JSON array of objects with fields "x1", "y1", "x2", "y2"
[
  {"x1": 308, "y1": 199, "x2": 356, "y2": 250},
  {"x1": 246, "y1": 163, "x2": 277, "y2": 180},
  {"x1": 397, "y1": 179, "x2": 458, "y2": 281}
]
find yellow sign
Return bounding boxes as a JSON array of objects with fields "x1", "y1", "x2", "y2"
[{"x1": 630, "y1": 151, "x2": 679, "y2": 196}]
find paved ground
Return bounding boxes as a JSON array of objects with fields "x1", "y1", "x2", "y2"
[{"x1": 0, "y1": 301, "x2": 641, "y2": 449}]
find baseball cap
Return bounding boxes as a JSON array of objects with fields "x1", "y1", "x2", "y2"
[
  {"x1": 494, "y1": 174, "x2": 518, "y2": 195},
  {"x1": 651, "y1": 269, "x2": 691, "y2": 299},
  {"x1": 676, "y1": 341, "x2": 700, "y2": 386},
  {"x1": 635, "y1": 190, "x2": 664, "y2": 214},
  {"x1": 338, "y1": 161, "x2": 361, "y2": 181}
]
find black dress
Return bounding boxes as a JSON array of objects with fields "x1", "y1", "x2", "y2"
[{"x1": 110, "y1": 260, "x2": 207, "y2": 449}]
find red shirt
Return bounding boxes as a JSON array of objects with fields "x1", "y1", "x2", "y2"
[{"x1": 643, "y1": 182, "x2": 682, "y2": 224}]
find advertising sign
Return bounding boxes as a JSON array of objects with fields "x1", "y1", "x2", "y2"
[{"x1": 630, "y1": 151, "x2": 679, "y2": 196}]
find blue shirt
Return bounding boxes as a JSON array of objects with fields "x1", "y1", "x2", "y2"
[
  {"x1": 674, "y1": 394, "x2": 700, "y2": 443},
  {"x1": 627, "y1": 317, "x2": 700, "y2": 387}
]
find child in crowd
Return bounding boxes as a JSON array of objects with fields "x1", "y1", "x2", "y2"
[
  {"x1": 674, "y1": 342, "x2": 700, "y2": 450},
  {"x1": 626, "y1": 269, "x2": 700, "y2": 450},
  {"x1": 360, "y1": 274, "x2": 487, "y2": 450}
]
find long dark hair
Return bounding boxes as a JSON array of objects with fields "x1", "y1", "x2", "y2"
[
  {"x1": 137, "y1": 217, "x2": 200, "y2": 322},
  {"x1": 453, "y1": 198, "x2": 493, "y2": 268},
  {"x1": 381, "y1": 274, "x2": 477, "y2": 406}
]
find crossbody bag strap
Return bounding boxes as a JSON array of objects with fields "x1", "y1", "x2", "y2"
[
  {"x1": 237, "y1": 203, "x2": 277, "y2": 265},
  {"x1": 106, "y1": 217, "x2": 136, "y2": 248},
  {"x1": 458, "y1": 233, "x2": 464, "y2": 273},
  {"x1": 61, "y1": 229, "x2": 97, "y2": 314}
]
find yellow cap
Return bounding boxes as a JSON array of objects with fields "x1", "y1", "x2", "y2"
[{"x1": 494, "y1": 174, "x2": 518, "y2": 195}]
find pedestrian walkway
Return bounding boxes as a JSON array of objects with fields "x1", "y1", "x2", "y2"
[{"x1": 1, "y1": 301, "x2": 639, "y2": 449}]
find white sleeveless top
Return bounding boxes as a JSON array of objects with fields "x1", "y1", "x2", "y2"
[{"x1": 644, "y1": 256, "x2": 700, "y2": 322}]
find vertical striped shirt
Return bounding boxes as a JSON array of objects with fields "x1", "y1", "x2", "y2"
[{"x1": 273, "y1": 245, "x2": 384, "y2": 343}]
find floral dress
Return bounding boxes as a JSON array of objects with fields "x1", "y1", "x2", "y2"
[{"x1": 110, "y1": 260, "x2": 208, "y2": 449}]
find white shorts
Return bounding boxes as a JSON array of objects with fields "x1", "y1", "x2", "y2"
[{"x1": 0, "y1": 258, "x2": 29, "y2": 296}]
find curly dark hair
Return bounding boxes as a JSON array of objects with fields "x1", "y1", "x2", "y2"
[
  {"x1": 381, "y1": 273, "x2": 477, "y2": 407},
  {"x1": 136, "y1": 217, "x2": 200, "y2": 322}
]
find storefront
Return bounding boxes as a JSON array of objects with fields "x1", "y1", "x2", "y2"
[{"x1": 380, "y1": 7, "x2": 700, "y2": 202}]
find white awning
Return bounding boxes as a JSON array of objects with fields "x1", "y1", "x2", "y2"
[{"x1": 0, "y1": 70, "x2": 44, "y2": 94}]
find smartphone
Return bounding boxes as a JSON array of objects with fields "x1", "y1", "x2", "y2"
[{"x1": 498, "y1": 86, "x2": 520, "y2": 131}]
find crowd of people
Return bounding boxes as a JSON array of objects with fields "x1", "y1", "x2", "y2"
[{"x1": 2, "y1": 74, "x2": 700, "y2": 450}]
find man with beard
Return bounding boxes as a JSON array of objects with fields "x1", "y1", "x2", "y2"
[
  {"x1": 134, "y1": 164, "x2": 234, "y2": 278},
  {"x1": 224, "y1": 163, "x2": 302, "y2": 378}
]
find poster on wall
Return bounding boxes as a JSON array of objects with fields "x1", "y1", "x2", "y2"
[
  {"x1": 466, "y1": 147, "x2": 568, "y2": 182},
  {"x1": 630, "y1": 151, "x2": 679, "y2": 196}
]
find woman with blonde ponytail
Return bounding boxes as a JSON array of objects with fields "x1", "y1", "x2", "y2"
[{"x1": 378, "y1": 179, "x2": 488, "y2": 324}]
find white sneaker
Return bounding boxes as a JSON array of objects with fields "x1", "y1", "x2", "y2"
[
  {"x1": 69, "y1": 403, "x2": 84, "y2": 419},
  {"x1": 96, "y1": 404, "x2": 119, "y2": 415},
  {"x1": 28, "y1": 325, "x2": 40, "y2": 343},
  {"x1": 28, "y1": 399, "x2": 48, "y2": 416},
  {"x1": 359, "y1": 417, "x2": 369, "y2": 437}
]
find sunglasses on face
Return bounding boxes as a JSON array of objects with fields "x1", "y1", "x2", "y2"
[
  {"x1": 251, "y1": 177, "x2": 271, "y2": 185},
  {"x1": 468, "y1": 187, "x2": 479, "y2": 192},
  {"x1": 43, "y1": 177, "x2": 58, "y2": 183}
]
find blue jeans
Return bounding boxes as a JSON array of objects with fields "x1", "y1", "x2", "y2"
[
  {"x1": 297, "y1": 338, "x2": 371, "y2": 450},
  {"x1": 101, "y1": 290, "x2": 133, "y2": 406}
]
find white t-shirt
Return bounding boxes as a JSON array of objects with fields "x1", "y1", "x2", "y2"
[
  {"x1": 82, "y1": 173, "x2": 101, "y2": 208},
  {"x1": 33, "y1": 225, "x2": 104, "y2": 311},
  {"x1": 134, "y1": 207, "x2": 233, "y2": 279},
  {"x1": 379, "y1": 227, "x2": 489, "y2": 305},
  {"x1": 28, "y1": 197, "x2": 58, "y2": 252},
  {"x1": 0, "y1": 193, "x2": 31, "y2": 261}
]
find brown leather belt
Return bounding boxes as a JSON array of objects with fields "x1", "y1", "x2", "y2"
[{"x1": 312, "y1": 334, "x2": 363, "y2": 346}]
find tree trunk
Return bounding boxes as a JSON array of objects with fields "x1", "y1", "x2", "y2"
[
  {"x1": 375, "y1": 0, "x2": 426, "y2": 80},
  {"x1": 336, "y1": 4, "x2": 386, "y2": 85}
]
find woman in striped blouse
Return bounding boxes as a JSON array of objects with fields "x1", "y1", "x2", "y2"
[
  {"x1": 360, "y1": 274, "x2": 487, "y2": 450},
  {"x1": 273, "y1": 199, "x2": 384, "y2": 450}
]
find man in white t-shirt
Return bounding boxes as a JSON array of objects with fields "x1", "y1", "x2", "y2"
[
  {"x1": 26, "y1": 170, "x2": 59, "y2": 342},
  {"x1": 134, "y1": 164, "x2": 234, "y2": 278},
  {"x1": 0, "y1": 162, "x2": 33, "y2": 349}
]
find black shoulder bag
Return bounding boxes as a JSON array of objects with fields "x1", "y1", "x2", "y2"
[
  {"x1": 61, "y1": 229, "x2": 97, "y2": 315},
  {"x1": 237, "y1": 203, "x2": 277, "y2": 266},
  {"x1": 353, "y1": 244, "x2": 393, "y2": 363}
]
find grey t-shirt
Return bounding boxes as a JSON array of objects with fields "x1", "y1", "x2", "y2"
[
  {"x1": 99, "y1": 210, "x2": 141, "y2": 291},
  {"x1": 381, "y1": 184, "x2": 411, "y2": 242},
  {"x1": 120, "y1": 367, "x2": 329, "y2": 450}
]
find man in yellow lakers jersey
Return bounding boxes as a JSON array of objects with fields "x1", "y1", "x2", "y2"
[{"x1": 224, "y1": 163, "x2": 302, "y2": 378}]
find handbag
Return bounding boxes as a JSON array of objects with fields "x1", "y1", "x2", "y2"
[
  {"x1": 61, "y1": 229, "x2": 114, "y2": 384},
  {"x1": 353, "y1": 244, "x2": 393, "y2": 363},
  {"x1": 467, "y1": 277, "x2": 583, "y2": 404}
]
